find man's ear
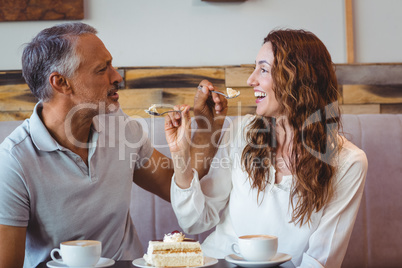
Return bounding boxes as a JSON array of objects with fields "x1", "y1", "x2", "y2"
[{"x1": 49, "y1": 72, "x2": 72, "y2": 95}]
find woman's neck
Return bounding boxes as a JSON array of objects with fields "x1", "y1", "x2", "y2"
[
  {"x1": 275, "y1": 116, "x2": 293, "y2": 156},
  {"x1": 273, "y1": 116, "x2": 293, "y2": 181}
]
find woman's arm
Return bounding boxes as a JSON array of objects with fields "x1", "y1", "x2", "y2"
[
  {"x1": 164, "y1": 105, "x2": 193, "y2": 189},
  {"x1": 167, "y1": 116, "x2": 242, "y2": 234}
]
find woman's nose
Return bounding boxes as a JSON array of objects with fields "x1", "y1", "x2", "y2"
[{"x1": 247, "y1": 70, "x2": 257, "y2": 87}]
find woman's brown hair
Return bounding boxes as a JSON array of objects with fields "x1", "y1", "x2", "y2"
[{"x1": 241, "y1": 29, "x2": 342, "y2": 226}]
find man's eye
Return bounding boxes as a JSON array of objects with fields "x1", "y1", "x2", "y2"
[{"x1": 99, "y1": 67, "x2": 107, "y2": 72}]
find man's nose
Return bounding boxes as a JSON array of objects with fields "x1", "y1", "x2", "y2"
[{"x1": 112, "y1": 67, "x2": 123, "y2": 86}]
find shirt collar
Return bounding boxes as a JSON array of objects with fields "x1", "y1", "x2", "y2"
[
  {"x1": 30, "y1": 102, "x2": 62, "y2": 152},
  {"x1": 92, "y1": 114, "x2": 104, "y2": 133}
]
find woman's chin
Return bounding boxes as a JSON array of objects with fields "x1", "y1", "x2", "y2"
[
  {"x1": 254, "y1": 106, "x2": 262, "y2": 116},
  {"x1": 255, "y1": 105, "x2": 269, "y2": 117}
]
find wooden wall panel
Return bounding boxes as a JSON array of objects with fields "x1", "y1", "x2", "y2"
[
  {"x1": 0, "y1": 91, "x2": 36, "y2": 111},
  {"x1": 381, "y1": 104, "x2": 402, "y2": 114},
  {"x1": 159, "y1": 88, "x2": 196, "y2": 106},
  {"x1": 335, "y1": 64, "x2": 402, "y2": 85},
  {"x1": 0, "y1": 71, "x2": 26, "y2": 86},
  {"x1": 345, "y1": 0, "x2": 355, "y2": 63},
  {"x1": 119, "y1": 88, "x2": 162, "y2": 110},
  {"x1": 0, "y1": 63, "x2": 401, "y2": 121},
  {"x1": 0, "y1": 71, "x2": 36, "y2": 121},
  {"x1": 125, "y1": 67, "x2": 225, "y2": 89},
  {"x1": 341, "y1": 104, "x2": 380, "y2": 114},
  {"x1": 225, "y1": 66, "x2": 253, "y2": 87},
  {"x1": 343, "y1": 85, "x2": 402, "y2": 104},
  {"x1": 0, "y1": 111, "x2": 32, "y2": 121}
]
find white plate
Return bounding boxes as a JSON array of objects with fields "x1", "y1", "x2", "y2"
[
  {"x1": 132, "y1": 256, "x2": 218, "y2": 268},
  {"x1": 225, "y1": 253, "x2": 292, "y2": 268},
  {"x1": 46, "y1": 257, "x2": 115, "y2": 267}
]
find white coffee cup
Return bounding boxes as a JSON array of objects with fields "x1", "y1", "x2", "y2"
[
  {"x1": 50, "y1": 240, "x2": 102, "y2": 267},
  {"x1": 232, "y1": 234, "x2": 278, "y2": 261}
]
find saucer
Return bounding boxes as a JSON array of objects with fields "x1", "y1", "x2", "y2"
[
  {"x1": 225, "y1": 253, "x2": 292, "y2": 268},
  {"x1": 132, "y1": 256, "x2": 218, "y2": 268},
  {"x1": 46, "y1": 257, "x2": 115, "y2": 267}
]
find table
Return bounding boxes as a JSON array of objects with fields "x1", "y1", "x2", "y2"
[{"x1": 37, "y1": 258, "x2": 295, "y2": 268}]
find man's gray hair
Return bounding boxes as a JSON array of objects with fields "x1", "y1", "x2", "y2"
[{"x1": 22, "y1": 22, "x2": 97, "y2": 102}]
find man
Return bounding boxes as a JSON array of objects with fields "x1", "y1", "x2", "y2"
[{"x1": 0, "y1": 22, "x2": 227, "y2": 267}]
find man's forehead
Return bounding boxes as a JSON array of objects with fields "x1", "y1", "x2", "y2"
[
  {"x1": 75, "y1": 34, "x2": 112, "y2": 64},
  {"x1": 76, "y1": 34, "x2": 104, "y2": 50}
]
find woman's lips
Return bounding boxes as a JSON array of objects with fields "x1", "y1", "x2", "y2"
[
  {"x1": 254, "y1": 90, "x2": 267, "y2": 104},
  {"x1": 256, "y1": 97, "x2": 264, "y2": 104}
]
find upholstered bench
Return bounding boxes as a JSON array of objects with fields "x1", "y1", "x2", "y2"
[{"x1": 1, "y1": 114, "x2": 401, "y2": 267}]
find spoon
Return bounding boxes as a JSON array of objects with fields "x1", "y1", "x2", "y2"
[
  {"x1": 144, "y1": 108, "x2": 182, "y2": 116},
  {"x1": 197, "y1": 86, "x2": 240, "y2": 99}
]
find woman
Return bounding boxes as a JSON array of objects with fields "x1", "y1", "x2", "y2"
[{"x1": 165, "y1": 29, "x2": 368, "y2": 268}]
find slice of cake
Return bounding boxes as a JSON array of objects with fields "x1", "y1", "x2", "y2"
[
  {"x1": 147, "y1": 104, "x2": 158, "y2": 113},
  {"x1": 143, "y1": 231, "x2": 204, "y2": 267},
  {"x1": 226, "y1": 87, "x2": 240, "y2": 98}
]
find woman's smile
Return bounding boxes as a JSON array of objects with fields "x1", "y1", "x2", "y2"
[{"x1": 254, "y1": 90, "x2": 267, "y2": 104}]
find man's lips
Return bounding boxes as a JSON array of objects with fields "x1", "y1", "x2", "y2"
[
  {"x1": 107, "y1": 89, "x2": 119, "y2": 100},
  {"x1": 108, "y1": 89, "x2": 118, "y2": 96}
]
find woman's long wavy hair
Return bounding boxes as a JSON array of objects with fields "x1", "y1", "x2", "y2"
[{"x1": 241, "y1": 29, "x2": 342, "y2": 226}]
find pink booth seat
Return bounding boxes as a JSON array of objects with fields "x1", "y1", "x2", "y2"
[
  {"x1": 341, "y1": 114, "x2": 402, "y2": 268},
  {"x1": 1, "y1": 114, "x2": 402, "y2": 267}
]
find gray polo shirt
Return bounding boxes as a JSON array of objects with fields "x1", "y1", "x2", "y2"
[{"x1": 0, "y1": 103, "x2": 153, "y2": 268}]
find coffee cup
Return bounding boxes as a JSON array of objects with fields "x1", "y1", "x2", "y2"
[
  {"x1": 50, "y1": 240, "x2": 102, "y2": 267},
  {"x1": 232, "y1": 235, "x2": 278, "y2": 261}
]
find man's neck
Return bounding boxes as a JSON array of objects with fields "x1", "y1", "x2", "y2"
[{"x1": 40, "y1": 102, "x2": 94, "y2": 161}]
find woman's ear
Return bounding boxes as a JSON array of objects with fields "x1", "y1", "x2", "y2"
[{"x1": 49, "y1": 72, "x2": 72, "y2": 95}]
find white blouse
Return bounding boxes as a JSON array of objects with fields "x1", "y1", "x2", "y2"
[{"x1": 171, "y1": 115, "x2": 368, "y2": 268}]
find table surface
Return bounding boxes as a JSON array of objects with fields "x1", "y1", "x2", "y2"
[{"x1": 37, "y1": 258, "x2": 295, "y2": 268}]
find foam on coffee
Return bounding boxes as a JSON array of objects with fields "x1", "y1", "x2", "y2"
[
  {"x1": 240, "y1": 235, "x2": 276, "y2": 240},
  {"x1": 62, "y1": 240, "x2": 100, "y2": 247}
]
